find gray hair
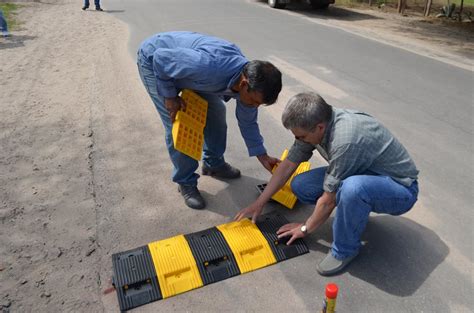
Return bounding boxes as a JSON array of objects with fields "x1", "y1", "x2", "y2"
[{"x1": 281, "y1": 92, "x2": 332, "y2": 131}]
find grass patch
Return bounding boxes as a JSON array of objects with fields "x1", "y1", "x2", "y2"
[{"x1": 0, "y1": 3, "x2": 22, "y2": 31}]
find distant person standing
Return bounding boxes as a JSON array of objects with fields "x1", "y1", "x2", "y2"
[
  {"x1": 82, "y1": 0, "x2": 103, "y2": 11},
  {"x1": 0, "y1": 9, "x2": 10, "y2": 37}
]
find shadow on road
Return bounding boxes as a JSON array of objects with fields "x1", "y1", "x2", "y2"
[
  {"x1": 0, "y1": 35, "x2": 37, "y2": 50},
  {"x1": 348, "y1": 216, "x2": 449, "y2": 296},
  {"x1": 255, "y1": 0, "x2": 381, "y2": 21}
]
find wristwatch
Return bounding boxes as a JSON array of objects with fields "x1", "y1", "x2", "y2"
[{"x1": 300, "y1": 224, "x2": 308, "y2": 235}]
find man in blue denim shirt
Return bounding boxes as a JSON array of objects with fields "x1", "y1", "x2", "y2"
[{"x1": 137, "y1": 31, "x2": 282, "y2": 209}]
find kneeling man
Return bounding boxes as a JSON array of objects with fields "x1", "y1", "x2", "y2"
[{"x1": 235, "y1": 92, "x2": 419, "y2": 275}]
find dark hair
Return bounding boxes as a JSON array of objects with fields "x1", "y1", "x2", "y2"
[
  {"x1": 282, "y1": 92, "x2": 333, "y2": 131},
  {"x1": 242, "y1": 60, "x2": 282, "y2": 105}
]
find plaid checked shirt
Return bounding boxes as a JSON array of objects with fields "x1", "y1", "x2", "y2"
[{"x1": 287, "y1": 108, "x2": 419, "y2": 193}]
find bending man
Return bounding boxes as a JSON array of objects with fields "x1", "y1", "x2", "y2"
[{"x1": 137, "y1": 31, "x2": 282, "y2": 210}]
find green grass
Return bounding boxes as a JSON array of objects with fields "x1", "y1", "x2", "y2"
[{"x1": 0, "y1": 3, "x2": 22, "y2": 31}]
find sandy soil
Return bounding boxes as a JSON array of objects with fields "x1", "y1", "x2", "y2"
[
  {"x1": 0, "y1": 0, "x2": 472, "y2": 312},
  {"x1": 0, "y1": 0, "x2": 147, "y2": 311}
]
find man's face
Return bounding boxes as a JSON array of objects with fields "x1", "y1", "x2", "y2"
[
  {"x1": 239, "y1": 87, "x2": 264, "y2": 108},
  {"x1": 291, "y1": 125, "x2": 325, "y2": 145}
]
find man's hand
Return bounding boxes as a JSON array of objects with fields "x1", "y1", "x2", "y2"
[
  {"x1": 234, "y1": 201, "x2": 264, "y2": 223},
  {"x1": 277, "y1": 222, "x2": 306, "y2": 245},
  {"x1": 165, "y1": 96, "x2": 186, "y2": 122},
  {"x1": 257, "y1": 154, "x2": 281, "y2": 173}
]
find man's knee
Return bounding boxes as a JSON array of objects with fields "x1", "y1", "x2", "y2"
[
  {"x1": 290, "y1": 174, "x2": 305, "y2": 198},
  {"x1": 337, "y1": 176, "x2": 368, "y2": 204}
]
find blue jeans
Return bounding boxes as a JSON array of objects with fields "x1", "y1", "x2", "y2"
[
  {"x1": 84, "y1": 0, "x2": 100, "y2": 7},
  {"x1": 0, "y1": 10, "x2": 8, "y2": 33},
  {"x1": 291, "y1": 166, "x2": 419, "y2": 259},
  {"x1": 137, "y1": 52, "x2": 227, "y2": 186}
]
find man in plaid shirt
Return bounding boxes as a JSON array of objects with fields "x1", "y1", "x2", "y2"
[{"x1": 236, "y1": 92, "x2": 419, "y2": 275}]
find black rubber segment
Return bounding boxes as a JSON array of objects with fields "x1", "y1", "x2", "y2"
[
  {"x1": 185, "y1": 227, "x2": 240, "y2": 285},
  {"x1": 256, "y1": 213, "x2": 309, "y2": 262},
  {"x1": 112, "y1": 246, "x2": 162, "y2": 311}
]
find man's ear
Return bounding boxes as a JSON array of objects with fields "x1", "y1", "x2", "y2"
[
  {"x1": 316, "y1": 123, "x2": 326, "y2": 133},
  {"x1": 239, "y1": 76, "x2": 249, "y2": 89}
]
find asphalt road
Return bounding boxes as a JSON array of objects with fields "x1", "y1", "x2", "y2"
[{"x1": 103, "y1": 0, "x2": 474, "y2": 312}]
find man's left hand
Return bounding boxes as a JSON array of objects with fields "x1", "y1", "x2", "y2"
[
  {"x1": 257, "y1": 154, "x2": 281, "y2": 173},
  {"x1": 277, "y1": 223, "x2": 306, "y2": 245}
]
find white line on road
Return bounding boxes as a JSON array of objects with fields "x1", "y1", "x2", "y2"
[{"x1": 268, "y1": 55, "x2": 349, "y2": 99}]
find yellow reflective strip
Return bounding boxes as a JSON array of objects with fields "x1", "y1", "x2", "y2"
[
  {"x1": 272, "y1": 160, "x2": 311, "y2": 209},
  {"x1": 148, "y1": 235, "x2": 203, "y2": 298},
  {"x1": 171, "y1": 89, "x2": 208, "y2": 161},
  {"x1": 217, "y1": 219, "x2": 276, "y2": 274}
]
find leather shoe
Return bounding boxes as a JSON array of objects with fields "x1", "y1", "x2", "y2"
[
  {"x1": 82, "y1": 6, "x2": 89, "y2": 10},
  {"x1": 202, "y1": 162, "x2": 241, "y2": 179},
  {"x1": 178, "y1": 185, "x2": 206, "y2": 210}
]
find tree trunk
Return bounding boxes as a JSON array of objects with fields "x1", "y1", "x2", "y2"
[
  {"x1": 458, "y1": 0, "x2": 464, "y2": 21},
  {"x1": 424, "y1": 0, "x2": 433, "y2": 16},
  {"x1": 397, "y1": 0, "x2": 406, "y2": 13}
]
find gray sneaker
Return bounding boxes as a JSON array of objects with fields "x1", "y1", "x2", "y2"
[{"x1": 317, "y1": 251, "x2": 358, "y2": 276}]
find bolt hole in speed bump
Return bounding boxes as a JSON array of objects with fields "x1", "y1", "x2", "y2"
[{"x1": 111, "y1": 214, "x2": 308, "y2": 311}]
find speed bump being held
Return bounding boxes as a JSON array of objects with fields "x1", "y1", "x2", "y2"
[
  {"x1": 111, "y1": 213, "x2": 309, "y2": 311},
  {"x1": 172, "y1": 89, "x2": 208, "y2": 161},
  {"x1": 257, "y1": 149, "x2": 311, "y2": 209}
]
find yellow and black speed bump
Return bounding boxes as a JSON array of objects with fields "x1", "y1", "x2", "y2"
[
  {"x1": 112, "y1": 214, "x2": 309, "y2": 311},
  {"x1": 256, "y1": 213, "x2": 309, "y2": 262},
  {"x1": 111, "y1": 246, "x2": 162, "y2": 311},
  {"x1": 185, "y1": 227, "x2": 240, "y2": 285}
]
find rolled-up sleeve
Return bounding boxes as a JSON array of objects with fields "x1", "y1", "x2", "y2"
[
  {"x1": 152, "y1": 48, "x2": 212, "y2": 98},
  {"x1": 235, "y1": 101, "x2": 266, "y2": 156},
  {"x1": 324, "y1": 143, "x2": 370, "y2": 192},
  {"x1": 287, "y1": 139, "x2": 314, "y2": 163}
]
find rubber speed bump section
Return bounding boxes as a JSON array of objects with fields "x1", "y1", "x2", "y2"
[
  {"x1": 185, "y1": 227, "x2": 240, "y2": 285},
  {"x1": 172, "y1": 89, "x2": 208, "y2": 161},
  {"x1": 112, "y1": 246, "x2": 162, "y2": 311},
  {"x1": 256, "y1": 214, "x2": 309, "y2": 262},
  {"x1": 271, "y1": 149, "x2": 311, "y2": 209},
  {"x1": 217, "y1": 219, "x2": 276, "y2": 274},
  {"x1": 148, "y1": 235, "x2": 203, "y2": 298}
]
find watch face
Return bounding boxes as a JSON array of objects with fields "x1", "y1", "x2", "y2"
[{"x1": 301, "y1": 225, "x2": 307, "y2": 233}]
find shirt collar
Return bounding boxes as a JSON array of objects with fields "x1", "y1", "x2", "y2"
[
  {"x1": 321, "y1": 108, "x2": 336, "y2": 147},
  {"x1": 226, "y1": 62, "x2": 248, "y2": 90}
]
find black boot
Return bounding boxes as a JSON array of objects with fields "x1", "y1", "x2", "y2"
[
  {"x1": 202, "y1": 162, "x2": 241, "y2": 179},
  {"x1": 96, "y1": 6, "x2": 103, "y2": 11},
  {"x1": 178, "y1": 185, "x2": 206, "y2": 210},
  {"x1": 82, "y1": 5, "x2": 89, "y2": 10}
]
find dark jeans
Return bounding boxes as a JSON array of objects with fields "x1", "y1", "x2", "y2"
[{"x1": 84, "y1": 0, "x2": 101, "y2": 8}]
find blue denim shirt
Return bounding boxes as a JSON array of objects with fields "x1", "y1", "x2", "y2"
[{"x1": 138, "y1": 31, "x2": 266, "y2": 156}]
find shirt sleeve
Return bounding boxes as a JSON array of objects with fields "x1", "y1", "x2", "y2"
[
  {"x1": 152, "y1": 48, "x2": 213, "y2": 98},
  {"x1": 235, "y1": 100, "x2": 266, "y2": 156},
  {"x1": 323, "y1": 143, "x2": 370, "y2": 192},
  {"x1": 287, "y1": 139, "x2": 315, "y2": 163}
]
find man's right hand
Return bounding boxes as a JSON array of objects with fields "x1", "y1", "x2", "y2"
[
  {"x1": 165, "y1": 96, "x2": 186, "y2": 122},
  {"x1": 234, "y1": 201, "x2": 264, "y2": 223}
]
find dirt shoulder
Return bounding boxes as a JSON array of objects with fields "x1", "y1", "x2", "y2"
[
  {"x1": 0, "y1": 0, "x2": 472, "y2": 312},
  {"x1": 277, "y1": 1, "x2": 474, "y2": 70},
  {"x1": 0, "y1": 0, "x2": 141, "y2": 311}
]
